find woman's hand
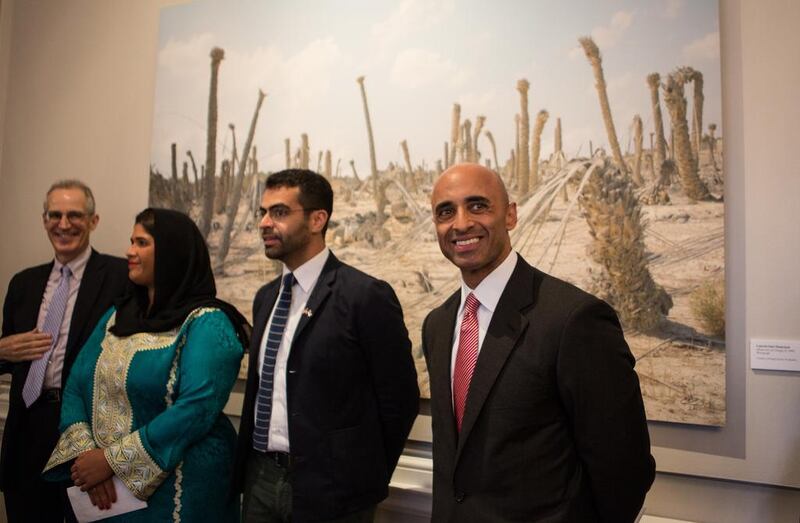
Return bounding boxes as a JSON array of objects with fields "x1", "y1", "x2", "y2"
[
  {"x1": 71, "y1": 448, "x2": 114, "y2": 491},
  {"x1": 87, "y1": 477, "x2": 117, "y2": 510}
]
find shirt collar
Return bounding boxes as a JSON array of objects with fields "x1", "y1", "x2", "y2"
[
  {"x1": 282, "y1": 247, "x2": 330, "y2": 294},
  {"x1": 53, "y1": 246, "x2": 92, "y2": 282},
  {"x1": 459, "y1": 251, "x2": 518, "y2": 313}
]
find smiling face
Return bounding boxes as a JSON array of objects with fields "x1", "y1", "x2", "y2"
[
  {"x1": 126, "y1": 223, "x2": 155, "y2": 291},
  {"x1": 431, "y1": 163, "x2": 517, "y2": 288},
  {"x1": 258, "y1": 185, "x2": 328, "y2": 270},
  {"x1": 43, "y1": 188, "x2": 99, "y2": 264}
]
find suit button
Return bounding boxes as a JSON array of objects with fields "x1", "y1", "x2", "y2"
[{"x1": 455, "y1": 492, "x2": 465, "y2": 503}]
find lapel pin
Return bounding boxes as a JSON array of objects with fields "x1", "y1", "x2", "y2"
[{"x1": 303, "y1": 307, "x2": 313, "y2": 318}]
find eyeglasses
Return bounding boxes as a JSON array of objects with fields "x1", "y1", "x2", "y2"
[
  {"x1": 44, "y1": 210, "x2": 91, "y2": 224},
  {"x1": 257, "y1": 205, "x2": 311, "y2": 221}
]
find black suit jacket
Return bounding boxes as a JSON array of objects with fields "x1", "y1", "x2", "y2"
[
  {"x1": 422, "y1": 256, "x2": 655, "y2": 522},
  {"x1": 234, "y1": 252, "x2": 419, "y2": 522},
  {"x1": 0, "y1": 249, "x2": 129, "y2": 488}
]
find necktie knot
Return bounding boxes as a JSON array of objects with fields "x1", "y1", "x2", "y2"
[
  {"x1": 464, "y1": 293, "x2": 480, "y2": 316},
  {"x1": 60, "y1": 265, "x2": 72, "y2": 280},
  {"x1": 282, "y1": 272, "x2": 294, "y2": 290}
]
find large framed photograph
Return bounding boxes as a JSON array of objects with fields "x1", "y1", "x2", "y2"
[{"x1": 149, "y1": 0, "x2": 725, "y2": 426}]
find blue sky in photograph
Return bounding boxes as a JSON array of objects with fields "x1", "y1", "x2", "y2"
[{"x1": 150, "y1": 0, "x2": 721, "y2": 175}]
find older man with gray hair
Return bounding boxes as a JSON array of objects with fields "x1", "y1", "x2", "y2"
[{"x1": 0, "y1": 180, "x2": 128, "y2": 522}]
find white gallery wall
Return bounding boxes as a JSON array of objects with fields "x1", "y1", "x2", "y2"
[{"x1": 0, "y1": 1, "x2": 798, "y2": 522}]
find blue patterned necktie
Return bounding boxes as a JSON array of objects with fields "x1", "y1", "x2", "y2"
[
  {"x1": 252, "y1": 272, "x2": 294, "y2": 451},
  {"x1": 22, "y1": 265, "x2": 72, "y2": 407}
]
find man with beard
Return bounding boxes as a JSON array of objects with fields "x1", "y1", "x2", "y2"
[
  {"x1": 422, "y1": 163, "x2": 655, "y2": 522},
  {"x1": 234, "y1": 169, "x2": 419, "y2": 522},
  {"x1": 0, "y1": 180, "x2": 128, "y2": 522}
]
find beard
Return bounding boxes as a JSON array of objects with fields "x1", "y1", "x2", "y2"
[{"x1": 261, "y1": 223, "x2": 312, "y2": 264}]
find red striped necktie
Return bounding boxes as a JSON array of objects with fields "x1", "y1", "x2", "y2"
[{"x1": 453, "y1": 293, "x2": 480, "y2": 432}]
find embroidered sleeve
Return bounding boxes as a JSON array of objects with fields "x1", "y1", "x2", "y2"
[
  {"x1": 118, "y1": 310, "x2": 242, "y2": 484},
  {"x1": 43, "y1": 422, "x2": 97, "y2": 472},
  {"x1": 103, "y1": 430, "x2": 167, "y2": 500}
]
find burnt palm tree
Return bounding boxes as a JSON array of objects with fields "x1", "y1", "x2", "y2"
[
  {"x1": 449, "y1": 103, "x2": 461, "y2": 167},
  {"x1": 485, "y1": 130, "x2": 500, "y2": 174},
  {"x1": 356, "y1": 76, "x2": 386, "y2": 224},
  {"x1": 647, "y1": 73, "x2": 668, "y2": 179},
  {"x1": 530, "y1": 110, "x2": 548, "y2": 189},
  {"x1": 471, "y1": 115, "x2": 486, "y2": 163},
  {"x1": 632, "y1": 114, "x2": 644, "y2": 186},
  {"x1": 516, "y1": 79, "x2": 531, "y2": 193},
  {"x1": 579, "y1": 37, "x2": 626, "y2": 171},
  {"x1": 216, "y1": 89, "x2": 266, "y2": 271},
  {"x1": 199, "y1": 47, "x2": 224, "y2": 238},
  {"x1": 663, "y1": 72, "x2": 711, "y2": 201}
]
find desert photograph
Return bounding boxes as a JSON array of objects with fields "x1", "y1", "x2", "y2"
[{"x1": 148, "y1": 0, "x2": 725, "y2": 426}]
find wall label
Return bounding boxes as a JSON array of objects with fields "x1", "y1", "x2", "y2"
[{"x1": 750, "y1": 339, "x2": 800, "y2": 372}]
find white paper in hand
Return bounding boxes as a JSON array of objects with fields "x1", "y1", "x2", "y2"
[{"x1": 67, "y1": 475, "x2": 148, "y2": 522}]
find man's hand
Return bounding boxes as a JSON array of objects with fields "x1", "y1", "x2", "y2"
[
  {"x1": 71, "y1": 448, "x2": 114, "y2": 492},
  {"x1": 87, "y1": 477, "x2": 117, "y2": 510},
  {"x1": 0, "y1": 330, "x2": 51, "y2": 362}
]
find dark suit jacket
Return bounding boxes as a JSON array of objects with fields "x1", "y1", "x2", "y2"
[
  {"x1": 234, "y1": 252, "x2": 419, "y2": 522},
  {"x1": 422, "y1": 256, "x2": 655, "y2": 522},
  {"x1": 0, "y1": 249, "x2": 129, "y2": 488}
]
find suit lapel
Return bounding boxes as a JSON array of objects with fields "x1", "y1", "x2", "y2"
[
  {"x1": 250, "y1": 283, "x2": 280, "y2": 372},
  {"x1": 17, "y1": 264, "x2": 53, "y2": 379},
  {"x1": 29, "y1": 265, "x2": 53, "y2": 327},
  {"x1": 250, "y1": 252, "x2": 340, "y2": 370},
  {"x1": 291, "y1": 254, "x2": 338, "y2": 343},
  {"x1": 455, "y1": 257, "x2": 537, "y2": 461},
  {"x1": 429, "y1": 293, "x2": 460, "y2": 456},
  {"x1": 64, "y1": 250, "x2": 104, "y2": 364}
]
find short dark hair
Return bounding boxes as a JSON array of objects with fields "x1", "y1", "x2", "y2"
[{"x1": 265, "y1": 169, "x2": 333, "y2": 234}]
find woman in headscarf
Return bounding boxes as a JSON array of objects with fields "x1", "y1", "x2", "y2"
[{"x1": 44, "y1": 208, "x2": 248, "y2": 522}]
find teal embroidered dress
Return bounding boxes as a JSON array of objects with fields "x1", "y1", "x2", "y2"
[{"x1": 45, "y1": 306, "x2": 242, "y2": 522}]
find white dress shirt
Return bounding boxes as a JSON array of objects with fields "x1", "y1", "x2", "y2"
[
  {"x1": 256, "y1": 247, "x2": 330, "y2": 452},
  {"x1": 450, "y1": 251, "x2": 518, "y2": 400},
  {"x1": 36, "y1": 246, "x2": 92, "y2": 389}
]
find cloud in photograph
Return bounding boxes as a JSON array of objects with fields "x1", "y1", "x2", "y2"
[
  {"x1": 683, "y1": 31, "x2": 720, "y2": 63},
  {"x1": 606, "y1": 72, "x2": 636, "y2": 96},
  {"x1": 662, "y1": 0, "x2": 685, "y2": 19},
  {"x1": 158, "y1": 32, "x2": 217, "y2": 79},
  {"x1": 371, "y1": 0, "x2": 455, "y2": 51},
  {"x1": 457, "y1": 89, "x2": 498, "y2": 114},
  {"x1": 390, "y1": 48, "x2": 471, "y2": 89},
  {"x1": 152, "y1": 35, "x2": 346, "y2": 172},
  {"x1": 567, "y1": 10, "x2": 633, "y2": 61},
  {"x1": 152, "y1": 0, "x2": 722, "y2": 177},
  {"x1": 591, "y1": 10, "x2": 634, "y2": 49}
]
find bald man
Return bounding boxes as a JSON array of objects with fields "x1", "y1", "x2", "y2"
[{"x1": 422, "y1": 163, "x2": 655, "y2": 522}]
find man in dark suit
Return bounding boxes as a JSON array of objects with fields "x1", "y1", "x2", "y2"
[
  {"x1": 0, "y1": 180, "x2": 128, "y2": 522},
  {"x1": 422, "y1": 163, "x2": 655, "y2": 522},
  {"x1": 235, "y1": 169, "x2": 419, "y2": 522}
]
